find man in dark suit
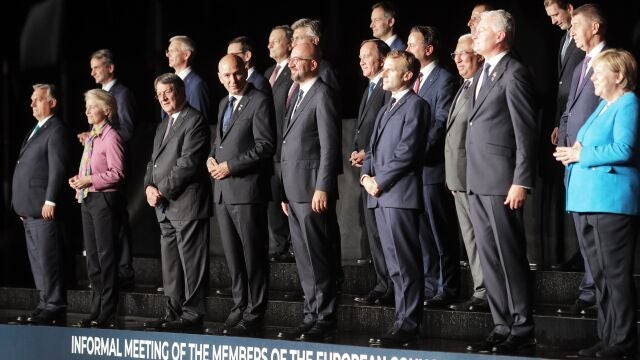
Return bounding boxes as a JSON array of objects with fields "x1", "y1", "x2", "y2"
[
  {"x1": 207, "y1": 54, "x2": 275, "y2": 336},
  {"x1": 350, "y1": 39, "x2": 393, "y2": 306},
  {"x1": 541, "y1": 0, "x2": 585, "y2": 275},
  {"x1": 78, "y1": 49, "x2": 138, "y2": 289},
  {"x1": 143, "y1": 73, "x2": 211, "y2": 331},
  {"x1": 12, "y1": 83, "x2": 69, "y2": 325},
  {"x1": 406, "y1": 25, "x2": 459, "y2": 307},
  {"x1": 465, "y1": 10, "x2": 537, "y2": 354},
  {"x1": 264, "y1": 25, "x2": 294, "y2": 262},
  {"x1": 445, "y1": 34, "x2": 489, "y2": 313},
  {"x1": 276, "y1": 43, "x2": 341, "y2": 342},
  {"x1": 370, "y1": 1, "x2": 406, "y2": 50},
  {"x1": 227, "y1": 36, "x2": 271, "y2": 94},
  {"x1": 166, "y1": 35, "x2": 212, "y2": 123},
  {"x1": 555, "y1": 3, "x2": 608, "y2": 316},
  {"x1": 362, "y1": 50, "x2": 427, "y2": 346}
]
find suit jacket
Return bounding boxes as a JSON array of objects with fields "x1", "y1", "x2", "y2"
[
  {"x1": 415, "y1": 64, "x2": 456, "y2": 184},
  {"x1": 264, "y1": 63, "x2": 293, "y2": 162},
  {"x1": 555, "y1": 34, "x2": 584, "y2": 126},
  {"x1": 211, "y1": 85, "x2": 276, "y2": 204},
  {"x1": 144, "y1": 104, "x2": 212, "y2": 220},
  {"x1": 466, "y1": 53, "x2": 537, "y2": 195},
  {"x1": 389, "y1": 36, "x2": 406, "y2": 51},
  {"x1": 318, "y1": 59, "x2": 341, "y2": 95},
  {"x1": 362, "y1": 91, "x2": 427, "y2": 209},
  {"x1": 558, "y1": 49, "x2": 604, "y2": 147},
  {"x1": 183, "y1": 70, "x2": 212, "y2": 123},
  {"x1": 12, "y1": 116, "x2": 70, "y2": 217},
  {"x1": 353, "y1": 78, "x2": 389, "y2": 152},
  {"x1": 567, "y1": 92, "x2": 640, "y2": 215},
  {"x1": 109, "y1": 80, "x2": 137, "y2": 143},
  {"x1": 444, "y1": 78, "x2": 473, "y2": 191},
  {"x1": 248, "y1": 69, "x2": 271, "y2": 94},
  {"x1": 280, "y1": 79, "x2": 340, "y2": 202}
]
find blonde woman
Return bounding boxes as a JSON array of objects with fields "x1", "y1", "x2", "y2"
[{"x1": 69, "y1": 89, "x2": 124, "y2": 328}]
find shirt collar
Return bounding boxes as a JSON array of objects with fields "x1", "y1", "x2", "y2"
[
  {"x1": 419, "y1": 61, "x2": 437, "y2": 80},
  {"x1": 392, "y1": 88, "x2": 411, "y2": 101},
  {"x1": 484, "y1": 50, "x2": 510, "y2": 72},
  {"x1": 102, "y1": 79, "x2": 117, "y2": 92},
  {"x1": 176, "y1": 67, "x2": 192, "y2": 80},
  {"x1": 37, "y1": 115, "x2": 54, "y2": 127},
  {"x1": 298, "y1": 76, "x2": 319, "y2": 95},
  {"x1": 384, "y1": 34, "x2": 398, "y2": 47},
  {"x1": 370, "y1": 72, "x2": 383, "y2": 86}
]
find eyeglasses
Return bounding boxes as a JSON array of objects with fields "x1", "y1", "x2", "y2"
[
  {"x1": 450, "y1": 51, "x2": 475, "y2": 60},
  {"x1": 155, "y1": 87, "x2": 174, "y2": 99},
  {"x1": 290, "y1": 57, "x2": 314, "y2": 64}
]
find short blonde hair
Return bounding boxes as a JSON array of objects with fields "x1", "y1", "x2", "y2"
[
  {"x1": 592, "y1": 49, "x2": 637, "y2": 92},
  {"x1": 84, "y1": 89, "x2": 118, "y2": 122}
]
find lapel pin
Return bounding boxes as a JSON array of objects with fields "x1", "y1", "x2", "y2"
[{"x1": 491, "y1": 72, "x2": 497, "y2": 82}]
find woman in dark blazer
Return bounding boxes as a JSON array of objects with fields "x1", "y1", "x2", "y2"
[
  {"x1": 554, "y1": 49, "x2": 639, "y2": 359},
  {"x1": 69, "y1": 89, "x2": 124, "y2": 328}
]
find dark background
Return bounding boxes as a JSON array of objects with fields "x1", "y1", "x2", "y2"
[{"x1": 1, "y1": 0, "x2": 639, "y2": 286}]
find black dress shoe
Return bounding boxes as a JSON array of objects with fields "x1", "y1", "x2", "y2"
[
  {"x1": 371, "y1": 328, "x2": 418, "y2": 347},
  {"x1": 75, "y1": 318, "x2": 95, "y2": 328},
  {"x1": 354, "y1": 291, "x2": 384, "y2": 305},
  {"x1": 466, "y1": 331, "x2": 509, "y2": 352},
  {"x1": 550, "y1": 258, "x2": 584, "y2": 272},
  {"x1": 144, "y1": 312, "x2": 175, "y2": 329},
  {"x1": 449, "y1": 299, "x2": 472, "y2": 311},
  {"x1": 30, "y1": 310, "x2": 66, "y2": 326},
  {"x1": 161, "y1": 318, "x2": 203, "y2": 332},
  {"x1": 277, "y1": 322, "x2": 314, "y2": 339},
  {"x1": 298, "y1": 323, "x2": 336, "y2": 342},
  {"x1": 270, "y1": 251, "x2": 295, "y2": 262},
  {"x1": 355, "y1": 258, "x2": 372, "y2": 265},
  {"x1": 91, "y1": 316, "x2": 116, "y2": 329},
  {"x1": 596, "y1": 345, "x2": 636, "y2": 359},
  {"x1": 578, "y1": 342, "x2": 602, "y2": 357},
  {"x1": 556, "y1": 299, "x2": 596, "y2": 315},
  {"x1": 16, "y1": 309, "x2": 41, "y2": 324},
  {"x1": 375, "y1": 295, "x2": 394, "y2": 306},
  {"x1": 424, "y1": 296, "x2": 454, "y2": 308},
  {"x1": 492, "y1": 335, "x2": 536, "y2": 353},
  {"x1": 467, "y1": 298, "x2": 490, "y2": 312},
  {"x1": 223, "y1": 320, "x2": 262, "y2": 337}
]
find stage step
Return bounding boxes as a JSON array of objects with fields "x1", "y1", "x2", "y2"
[
  {"x1": 76, "y1": 255, "x2": 640, "y2": 308},
  {"x1": 0, "y1": 285, "x2": 626, "y2": 350}
]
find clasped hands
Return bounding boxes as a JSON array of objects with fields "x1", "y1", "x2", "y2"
[
  {"x1": 68, "y1": 175, "x2": 91, "y2": 190},
  {"x1": 349, "y1": 150, "x2": 365, "y2": 167},
  {"x1": 361, "y1": 175, "x2": 381, "y2": 197},
  {"x1": 145, "y1": 186, "x2": 164, "y2": 207},
  {"x1": 207, "y1": 157, "x2": 230, "y2": 180},
  {"x1": 553, "y1": 141, "x2": 582, "y2": 166}
]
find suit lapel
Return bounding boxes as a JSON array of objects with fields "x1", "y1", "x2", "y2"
[
  {"x1": 373, "y1": 93, "x2": 409, "y2": 145},
  {"x1": 217, "y1": 98, "x2": 227, "y2": 139},
  {"x1": 273, "y1": 66, "x2": 291, "y2": 90},
  {"x1": 472, "y1": 55, "x2": 509, "y2": 113},
  {"x1": 418, "y1": 66, "x2": 440, "y2": 98},
  {"x1": 357, "y1": 81, "x2": 383, "y2": 129},
  {"x1": 447, "y1": 83, "x2": 469, "y2": 129},
  {"x1": 220, "y1": 92, "x2": 251, "y2": 142},
  {"x1": 283, "y1": 82, "x2": 319, "y2": 137},
  {"x1": 154, "y1": 107, "x2": 189, "y2": 159},
  {"x1": 573, "y1": 67, "x2": 593, "y2": 101},
  {"x1": 19, "y1": 117, "x2": 54, "y2": 156}
]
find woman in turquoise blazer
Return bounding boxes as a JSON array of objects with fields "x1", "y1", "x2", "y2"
[{"x1": 554, "y1": 49, "x2": 639, "y2": 359}]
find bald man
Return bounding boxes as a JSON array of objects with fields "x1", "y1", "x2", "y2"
[
  {"x1": 277, "y1": 43, "x2": 341, "y2": 342},
  {"x1": 207, "y1": 54, "x2": 276, "y2": 336}
]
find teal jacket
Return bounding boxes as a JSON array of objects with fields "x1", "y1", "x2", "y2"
[{"x1": 566, "y1": 92, "x2": 640, "y2": 215}]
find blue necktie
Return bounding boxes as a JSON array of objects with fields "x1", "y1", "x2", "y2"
[
  {"x1": 366, "y1": 81, "x2": 376, "y2": 103},
  {"x1": 292, "y1": 89, "x2": 304, "y2": 116},
  {"x1": 222, "y1": 96, "x2": 236, "y2": 134},
  {"x1": 476, "y1": 62, "x2": 491, "y2": 99}
]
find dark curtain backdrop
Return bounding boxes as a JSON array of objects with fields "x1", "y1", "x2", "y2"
[{"x1": 1, "y1": 0, "x2": 639, "y2": 286}]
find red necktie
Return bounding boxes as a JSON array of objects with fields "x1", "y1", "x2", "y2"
[
  {"x1": 413, "y1": 72, "x2": 424, "y2": 93},
  {"x1": 269, "y1": 64, "x2": 281, "y2": 87}
]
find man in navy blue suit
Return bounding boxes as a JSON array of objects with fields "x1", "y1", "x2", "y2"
[
  {"x1": 166, "y1": 35, "x2": 212, "y2": 123},
  {"x1": 406, "y1": 25, "x2": 459, "y2": 308},
  {"x1": 362, "y1": 50, "x2": 428, "y2": 347},
  {"x1": 227, "y1": 36, "x2": 271, "y2": 94},
  {"x1": 370, "y1": 2, "x2": 405, "y2": 51}
]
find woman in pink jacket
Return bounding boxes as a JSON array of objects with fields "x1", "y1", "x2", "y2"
[{"x1": 69, "y1": 89, "x2": 124, "y2": 328}]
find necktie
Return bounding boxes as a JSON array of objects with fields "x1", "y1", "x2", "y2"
[
  {"x1": 560, "y1": 32, "x2": 571, "y2": 62},
  {"x1": 378, "y1": 97, "x2": 397, "y2": 136},
  {"x1": 291, "y1": 89, "x2": 304, "y2": 117},
  {"x1": 456, "y1": 80, "x2": 471, "y2": 106},
  {"x1": 286, "y1": 83, "x2": 300, "y2": 108},
  {"x1": 162, "y1": 115, "x2": 175, "y2": 142},
  {"x1": 577, "y1": 55, "x2": 591, "y2": 89},
  {"x1": 222, "y1": 96, "x2": 237, "y2": 134},
  {"x1": 366, "y1": 81, "x2": 376, "y2": 104},
  {"x1": 28, "y1": 123, "x2": 41, "y2": 141},
  {"x1": 269, "y1": 64, "x2": 281, "y2": 87},
  {"x1": 413, "y1": 72, "x2": 424, "y2": 93},
  {"x1": 476, "y1": 62, "x2": 491, "y2": 99},
  {"x1": 386, "y1": 97, "x2": 397, "y2": 113}
]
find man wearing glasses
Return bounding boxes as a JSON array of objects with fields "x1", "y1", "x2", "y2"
[
  {"x1": 276, "y1": 43, "x2": 341, "y2": 342},
  {"x1": 143, "y1": 73, "x2": 212, "y2": 332}
]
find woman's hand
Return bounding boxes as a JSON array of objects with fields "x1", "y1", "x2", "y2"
[
  {"x1": 553, "y1": 142, "x2": 582, "y2": 166},
  {"x1": 69, "y1": 175, "x2": 92, "y2": 190}
]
